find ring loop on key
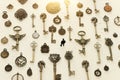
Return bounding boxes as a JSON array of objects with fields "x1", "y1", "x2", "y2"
[
  {"x1": 94, "y1": 42, "x2": 101, "y2": 49},
  {"x1": 13, "y1": 26, "x2": 22, "y2": 32},
  {"x1": 78, "y1": 31, "x2": 86, "y2": 36}
]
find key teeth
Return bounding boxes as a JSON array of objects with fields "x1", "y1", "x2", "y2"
[
  {"x1": 104, "y1": 28, "x2": 108, "y2": 32},
  {"x1": 69, "y1": 71, "x2": 75, "y2": 76},
  {"x1": 56, "y1": 74, "x2": 61, "y2": 80},
  {"x1": 107, "y1": 56, "x2": 113, "y2": 61},
  {"x1": 79, "y1": 50, "x2": 85, "y2": 55}
]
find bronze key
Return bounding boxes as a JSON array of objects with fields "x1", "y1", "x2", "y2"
[
  {"x1": 67, "y1": 26, "x2": 72, "y2": 41},
  {"x1": 103, "y1": 15, "x2": 109, "y2": 32},
  {"x1": 31, "y1": 14, "x2": 35, "y2": 28},
  {"x1": 64, "y1": 0, "x2": 70, "y2": 19},
  {"x1": 93, "y1": 0, "x2": 99, "y2": 13}
]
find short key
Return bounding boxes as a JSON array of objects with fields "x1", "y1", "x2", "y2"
[
  {"x1": 103, "y1": 15, "x2": 109, "y2": 32},
  {"x1": 105, "y1": 38, "x2": 113, "y2": 61},
  {"x1": 93, "y1": 0, "x2": 99, "y2": 13},
  {"x1": 82, "y1": 60, "x2": 90, "y2": 80},
  {"x1": 31, "y1": 14, "x2": 35, "y2": 28},
  {"x1": 49, "y1": 25, "x2": 56, "y2": 43},
  {"x1": 94, "y1": 42, "x2": 101, "y2": 64},
  {"x1": 64, "y1": 0, "x2": 70, "y2": 19},
  {"x1": 67, "y1": 26, "x2": 72, "y2": 41}
]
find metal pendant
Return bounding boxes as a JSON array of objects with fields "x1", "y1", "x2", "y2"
[
  {"x1": 5, "y1": 20, "x2": 12, "y2": 27},
  {"x1": 2, "y1": 11, "x2": 8, "y2": 19},
  {"x1": 41, "y1": 43, "x2": 49, "y2": 53},
  {"x1": 32, "y1": 3, "x2": 38, "y2": 9},
  {"x1": 17, "y1": 0, "x2": 27, "y2": 5},
  {"x1": 15, "y1": 53, "x2": 27, "y2": 67},
  {"x1": 1, "y1": 48, "x2": 9, "y2": 58},
  {"x1": 5, "y1": 64, "x2": 12, "y2": 72},
  {"x1": 7, "y1": 4, "x2": 13, "y2": 9},
  {"x1": 27, "y1": 68, "x2": 32, "y2": 76},
  {"x1": 104, "y1": 3, "x2": 112, "y2": 12},
  {"x1": 1, "y1": 36, "x2": 8, "y2": 44},
  {"x1": 53, "y1": 15, "x2": 61, "y2": 24},
  {"x1": 114, "y1": 16, "x2": 120, "y2": 26}
]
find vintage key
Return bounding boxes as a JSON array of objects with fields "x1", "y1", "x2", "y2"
[
  {"x1": 49, "y1": 54, "x2": 61, "y2": 80},
  {"x1": 103, "y1": 15, "x2": 109, "y2": 32},
  {"x1": 30, "y1": 41, "x2": 37, "y2": 63},
  {"x1": 94, "y1": 42, "x2": 101, "y2": 64},
  {"x1": 76, "y1": 10, "x2": 84, "y2": 27},
  {"x1": 75, "y1": 31, "x2": 90, "y2": 55},
  {"x1": 31, "y1": 14, "x2": 35, "y2": 28},
  {"x1": 91, "y1": 17, "x2": 101, "y2": 39},
  {"x1": 82, "y1": 60, "x2": 90, "y2": 80},
  {"x1": 67, "y1": 26, "x2": 72, "y2": 41},
  {"x1": 40, "y1": 13, "x2": 48, "y2": 35},
  {"x1": 93, "y1": 0, "x2": 99, "y2": 13},
  {"x1": 64, "y1": 0, "x2": 70, "y2": 19},
  {"x1": 65, "y1": 51, "x2": 75, "y2": 76},
  {"x1": 38, "y1": 61, "x2": 45, "y2": 80},
  {"x1": 49, "y1": 25, "x2": 56, "y2": 43},
  {"x1": 105, "y1": 38, "x2": 113, "y2": 61}
]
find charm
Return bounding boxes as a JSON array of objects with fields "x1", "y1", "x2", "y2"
[
  {"x1": 94, "y1": 69, "x2": 101, "y2": 77},
  {"x1": 7, "y1": 4, "x2": 13, "y2": 9},
  {"x1": 113, "y1": 33, "x2": 118, "y2": 38},
  {"x1": 2, "y1": 11, "x2": 8, "y2": 19},
  {"x1": 9, "y1": 26, "x2": 26, "y2": 51},
  {"x1": 27, "y1": 67, "x2": 32, "y2": 76},
  {"x1": 114, "y1": 16, "x2": 120, "y2": 26},
  {"x1": 58, "y1": 26, "x2": 66, "y2": 35},
  {"x1": 104, "y1": 65, "x2": 109, "y2": 71},
  {"x1": 5, "y1": 64, "x2": 12, "y2": 72},
  {"x1": 14, "y1": 8, "x2": 28, "y2": 21},
  {"x1": 41, "y1": 43, "x2": 49, "y2": 53},
  {"x1": 32, "y1": 30, "x2": 40, "y2": 39},
  {"x1": 11, "y1": 73, "x2": 24, "y2": 80},
  {"x1": 1, "y1": 36, "x2": 8, "y2": 44},
  {"x1": 17, "y1": 0, "x2": 27, "y2": 5},
  {"x1": 32, "y1": 3, "x2": 38, "y2": 9},
  {"x1": 104, "y1": 3, "x2": 112, "y2": 12},
  {"x1": 46, "y1": 2, "x2": 61, "y2": 14},
  {"x1": 75, "y1": 31, "x2": 90, "y2": 55},
  {"x1": 5, "y1": 20, "x2": 12, "y2": 27},
  {"x1": 53, "y1": 15, "x2": 61, "y2": 24},
  {"x1": 77, "y1": 2, "x2": 83, "y2": 8},
  {"x1": 64, "y1": 0, "x2": 70, "y2": 19},
  {"x1": 1, "y1": 48, "x2": 9, "y2": 58},
  {"x1": 86, "y1": 7, "x2": 92, "y2": 14},
  {"x1": 60, "y1": 38, "x2": 66, "y2": 47},
  {"x1": 15, "y1": 53, "x2": 27, "y2": 67}
]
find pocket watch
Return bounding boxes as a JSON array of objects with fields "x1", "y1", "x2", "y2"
[
  {"x1": 32, "y1": 30, "x2": 40, "y2": 39},
  {"x1": 104, "y1": 3, "x2": 112, "y2": 12},
  {"x1": 114, "y1": 16, "x2": 120, "y2": 26},
  {"x1": 15, "y1": 53, "x2": 27, "y2": 67},
  {"x1": 1, "y1": 48, "x2": 9, "y2": 58}
]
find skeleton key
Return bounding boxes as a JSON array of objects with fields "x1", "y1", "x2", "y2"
[
  {"x1": 49, "y1": 25, "x2": 56, "y2": 43},
  {"x1": 30, "y1": 41, "x2": 37, "y2": 63},
  {"x1": 31, "y1": 14, "x2": 35, "y2": 28},
  {"x1": 103, "y1": 15, "x2": 109, "y2": 32},
  {"x1": 105, "y1": 38, "x2": 113, "y2": 61},
  {"x1": 94, "y1": 42, "x2": 101, "y2": 64},
  {"x1": 82, "y1": 60, "x2": 90, "y2": 80},
  {"x1": 64, "y1": 0, "x2": 70, "y2": 19},
  {"x1": 38, "y1": 61, "x2": 45, "y2": 80},
  {"x1": 76, "y1": 10, "x2": 84, "y2": 27},
  {"x1": 65, "y1": 51, "x2": 75, "y2": 76},
  {"x1": 67, "y1": 26, "x2": 72, "y2": 41},
  {"x1": 91, "y1": 17, "x2": 101, "y2": 39},
  {"x1": 49, "y1": 54, "x2": 61, "y2": 80},
  {"x1": 40, "y1": 13, "x2": 48, "y2": 35},
  {"x1": 93, "y1": 0, "x2": 99, "y2": 13}
]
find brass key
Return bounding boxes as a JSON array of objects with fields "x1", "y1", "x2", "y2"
[
  {"x1": 105, "y1": 38, "x2": 113, "y2": 61},
  {"x1": 65, "y1": 51, "x2": 75, "y2": 76},
  {"x1": 93, "y1": 0, "x2": 99, "y2": 13},
  {"x1": 30, "y1": 41, "x2": 37, "y2": 63},
  {"x1": 64, "y1": 0, "x2": 70, "y2": 19},
  {"x1": 49, "y1": 25, "x2": 56, "y2": 43},
  {"x1": 38, "y1": 61, "x2": 45, "y2": 80},
  {"x1": 82, "y1": 60, "x2": 90, "y2": 80},
  {"x1": 91, "y1": 17, "x2": 101, "y2": 39},
  {"x1": 40, "y1": 13, "x2": 48, "y2": 35},
  {"x1": 49, "y1": 54, "x2": 61, "y2": 80},
  {"x1": 76, "y1": 10, "x2": 84, "y2": 27},
  {"x1": 31, "y1": 14, "x2": 35, "y2": 28},
  {"x1": 67, "y1": 26, "x2": 72, "y2": 41},
  {"x1": 103, "y1": 15, "x2": 109, "y2": 32},
  {"x1": 94, "y1": 42, "x2": 101, "y2": 64}
]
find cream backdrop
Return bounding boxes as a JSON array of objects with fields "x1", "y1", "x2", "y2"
[{"x1": 0, "y1": 0, "x2": 120, "y2": 80}]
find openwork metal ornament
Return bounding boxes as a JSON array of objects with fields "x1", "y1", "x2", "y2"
[
  {"x1": 17, "y1": 0, "x2": 27, "y2": 5},
  {"x1": 14, "y1": 8, "x2": 28, "y2": 21},
  {"x1": 49, "y1": 54, "x2": 61, "y2": 63}
]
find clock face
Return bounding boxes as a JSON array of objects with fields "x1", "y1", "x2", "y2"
[
  {"x1": 32, "y1": 31, "x2": 40, "y2": 39},
  {"x1": 114, "y1": 17, "x2": 120, "y2": 26}
]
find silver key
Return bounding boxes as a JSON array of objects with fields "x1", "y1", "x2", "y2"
[
  {"x1": 103, "y1": 15, "x2": 109, "y2": 32},
  {"x1": 67, "y1": 26, "x2": 72, "y2": 41},
  {"x1": 93, "y1": 0, "x2": 99, "y2": 13},
  {"x1": 31, "y1": 14, "x2": 35, "y2": 28}
]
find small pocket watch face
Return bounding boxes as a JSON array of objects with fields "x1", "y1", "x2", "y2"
[
  {"x1": 53, "y1": 15, "x2": 61, "y2": 24},
  {"x1": 32, "y1": 30, "x2": 40, "y2": 39},
  {"x1": 1, "y1": 48, "x2": 9, "y2": 58}
]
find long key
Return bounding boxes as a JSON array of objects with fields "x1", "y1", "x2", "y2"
[
  {"x1": 64, "y1": 0, "x2": 70, "y2": 19},
  {"x1": 30, "y1": 41, "x2": 37, "y2": 63},
  {"x1": 51, "y1": 31, "x2": 56, "y2": 43},
  {"x1": 107, "y1": 46, "x2": 113, "y2": 61},
  {"x1": 68, "y1": 60, "x2": 75, "y2": 76},
  {"x1": 93, "y1": 0, "x2": 99, "y2": 13},
  {"x1": 94, "y1": 42, "x2": 101, "y2": 64},
  {"x1": 103, "y1": 15, "x2": 109, "y2": 32},
  {"x1": 67, "y1": 26, "x2": 72, "y2": 41},
  {"x1": 31, "y1": 14, "x2": 35, "y2": 28}
]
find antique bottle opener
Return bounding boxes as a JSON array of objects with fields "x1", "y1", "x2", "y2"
[
  {"x1": 67, "y1": 26, "x2": 72, "y2": 41},
  {"x1": 105, "y1": 38, "x2": 113, "y2": 61},
  {"x1": 91, "y1": 17, "x2": 101, "y2": 39},
  {"x1": 82, "y1": 60, "x2": 90, "y2": 80},
  {"x1": 31, "y1": 14, "x2": 36, "y2": 28},
  {"x1": 27, "y1": 67, "x2": 32, "y2": 76},
  {"x1": 49, "y1": 54, "x2": 61, "y2": 80},
  {"x1": 75, "y1": 31, "x2": 90, "y2": 55},
  {"x1": 41, "y1": 43, "x2": 49, "y2": 53},
  {"x1": 30, "y1": 41, "x2": 37, "y2": 63},
  {"x1": 1, "y1": 48, "x2": 9, "y2": 58},
  {"x1": 103, "y1": 15, "x2": 109, "y2": 32},
  {"x1": 92, "y1": 0, "x2": 99, "y2": 13},
  {"x1": 40, "y1": 13, "x2": 48, "y2": 35},
  {"x1": 11, "y1": 73, "x2": 24, "y2": 80},
  {"x1": 49, "y1": 25, "x2": 57, "y2": 43},
  {"x1": 38, "y1": 61, "x2": 45, "y2": 80},
  {"x1": 9, "y1": 26, "x2": 26, "y2": 51},
  {"x1": 114, "y1": 16, "x2": 120, "y2": 26},
  {"x1": 65, "y1": 51, "x2": 75, "y2": 76},
  {"x1": 15, "y1": 53, "x2": 27, "y2": 67},
  {"x1": 64, "y1": 0, "x2": 70, "y2": 19}
]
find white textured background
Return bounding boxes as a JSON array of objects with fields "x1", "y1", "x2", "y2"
[{"x1": 0, "y1": 0, "x2": 120, "y2": 80}]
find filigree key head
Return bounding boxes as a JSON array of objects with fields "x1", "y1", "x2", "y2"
[
  {"x1": 105, "y1": 38, "x2": 113, "y2": 46},
  {"x1": 82, "y1": 60, "x2": 89, "y2": 69},
  {"x1": 103, "y1": 15, "x2": 109, "y2": 22},
  {"x1": 49, "y1": 54, "x2": 61, "y2": 63}
]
